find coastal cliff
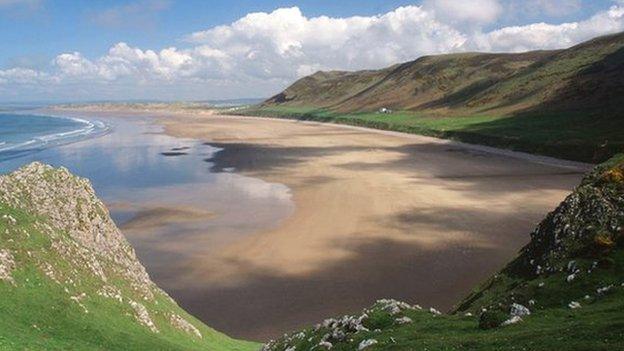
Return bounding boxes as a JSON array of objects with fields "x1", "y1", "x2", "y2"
[{"x1": 0, "y1": 162, "x2": 256, "y2": 350}]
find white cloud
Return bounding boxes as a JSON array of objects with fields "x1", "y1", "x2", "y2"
[
  {"x1": 185, "y1": 6, "x2": 466, "y2": 79},
  {"x1": 472, "y1": 5, "x2": 624, "y2": 52},
  {"x1": 0, "y1": 67, "x2": 50, "y2": 84},
  {"x1": 422, "y1": 0, "x2": 503, "y2": 25},
  {"x1": 2, "y1": 4, "x2": 624, "y2": 101}
]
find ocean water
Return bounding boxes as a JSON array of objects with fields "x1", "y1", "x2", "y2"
[
  {"x1": 0, "y1": 109, "x2": 293, "y2": 296},
  {"x1": 0, "y1": 113, "x2": 109, "y2": 161}
]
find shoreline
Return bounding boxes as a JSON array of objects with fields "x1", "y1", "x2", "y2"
[
  {"x1": 0, "y1": 111, "x2": 111, "y2": 160},
  {"x1": 49, "y1": 106, "x2": 589, "y2": 340},
  {"x1": 53, "y1": 105, "x2": 593, "y2": 171},
  {"x1": 224, "y1": 114, "x2": 594, "y2": 172}
]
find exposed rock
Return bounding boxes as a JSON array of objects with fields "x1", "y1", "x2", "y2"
[
  {"x1": 596, "y1": 285, "x2": 613, "y2": 295},
  {"x1": 395, "y1": 316, "x2": 413, "y2": 325},
  {"x1": 568, "y1": 301, "x2": 582, "y2": 309},
  {"x1": 0, "y1": 249, "x2": 15, "y2": 284},
  {"x1": 510, "y1": 303, "x2": 530, "y2": 317},
  {"x1": 130, "y1": 300, "x2": 158, "y2": 333},
  {"x1": 318, "y1": 340, "x2": 332, "y2": 349},
  {"x1": 376, "y1": 299, "x2": 416, "y2": 315},
  {"x1": 97, "y1": 285, "x2": 124, "y2": 303},
  {"x1": 169, "y1": 314, "x2": 202, "y2": 339},
  {"x1": 70, "y1": 292, "x2": 89, "y2": 313},
  {"x1": 501, "y1": 316, "x2": 523, "y2": 326},
  {"x1": 358, "y1": 339, "x2": 378, "y2": 350},
  {"x1": 0, "y1": 162, "x2": 155, "y2": 300},
  {"x1": 508, "y1": 160, "x2": 624, "y2": 279}
]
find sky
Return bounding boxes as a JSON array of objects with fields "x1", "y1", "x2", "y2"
[{"x1": 0, "y1": 0, "x2": 623, "y2": 102}]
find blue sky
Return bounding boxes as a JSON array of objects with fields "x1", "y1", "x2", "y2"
[{"x1": 0, "y1": 0, "x2": 622, "y2": 101}]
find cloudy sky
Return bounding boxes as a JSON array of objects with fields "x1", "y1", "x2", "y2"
[{"x1": 1, "y1": 0, "x2": 623, "y2": 102}]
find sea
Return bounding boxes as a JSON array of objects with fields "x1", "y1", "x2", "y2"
[
  {"x1": 0, "y1": 112, "x2": 109, "y2": 162},
  {"x1": 0, "y1": 106, "x2": 293, "y2": 305}
]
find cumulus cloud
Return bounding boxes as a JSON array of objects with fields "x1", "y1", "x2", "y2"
[
  {"x1": 2, "y1": 3, "x2": 624, "y2": 100},
  {"x1": 472, "y1": 5, "x2": 624, "y2": 52},
  {"x1": 186, "y1": 6, "x2": 466, "y2": 78}
]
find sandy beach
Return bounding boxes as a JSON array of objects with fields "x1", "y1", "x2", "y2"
[{"x1": 118, "y1": 111, "x2": 585, "y2": 340}]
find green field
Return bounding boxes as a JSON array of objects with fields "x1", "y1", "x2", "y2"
[{"x1": 235, "y1": 106, "x2": 623, "y2": 163}]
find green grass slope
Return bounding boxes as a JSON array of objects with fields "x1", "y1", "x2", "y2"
[
  {"x1": 240, "y1": 32, "x2": 624, "y2": 163},
  {"x1": 261, "y1": 155, "x2": 624, "y2": 351},
  {"x1": 0, "y1": 163, "x2": 257, "y2": 351}
]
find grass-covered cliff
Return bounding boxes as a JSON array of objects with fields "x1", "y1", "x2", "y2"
[
  {"x1": 0, "y1": 163, "x2": 257, "y2": 351},
  {"x1": 237, "y1": 32, "x2": 624, "y2": 163},
  {"x1": 262, "y1": 155, "x2": 624, "y2": 351}
]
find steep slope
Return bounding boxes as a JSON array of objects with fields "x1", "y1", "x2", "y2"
[
  {"x1": 261, "y1": 155, "x2": 624, "y2": 351},
  {"x1": 0, "y1": 163, "x2": 256, "y2": 350},
  {"x1": 264, "y1": 32, "x2": 624, "y2": 117},
  {"x1": 265, "y1": 51, "x2": 554, "y2": 114},
  {"x1": 246, "y1": 32, "x2": 624, "y2": 163},
  {"x1": 467, "y1": 32, "x2": 624, "y2": 115}
]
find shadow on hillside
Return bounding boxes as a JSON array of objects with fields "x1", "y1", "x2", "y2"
[{"x1": 525, "y1": 46, "x2": 624, "y2": 114}]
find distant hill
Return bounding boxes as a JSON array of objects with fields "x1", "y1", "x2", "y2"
[
  {"x1": 265, "y1": 32, "x2": 624, "y2": 117},
  {"x1": 262, "y1": 154, "x2": 624, "y2": 351},
  {"x1": 246, "y1": 32, "x2": 624, "y2": 163},
  {"x1": 0, "y1": 163, "x2": 256, "y2": 351}
]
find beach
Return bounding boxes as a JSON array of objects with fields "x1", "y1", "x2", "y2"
[
  {"x1": 134, "y1": 111, "x2": 587, "y2": 340},
  {"x1": 6, "y1": 107, "x2": 590, "y2": 340}
]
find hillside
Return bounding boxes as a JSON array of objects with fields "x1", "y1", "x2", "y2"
[
  {"x1": 241, "y1": 32, "x2": 624, "y2": 163},
  {"x1": 264, "y1": 32, "x2": 624, "y2": 116},
  {"x1": 0, "y1": 163, "x2": 256, "y2": 350},
  {"x1": 262, "y1": 155, "x2": 624, "y2": 351}
]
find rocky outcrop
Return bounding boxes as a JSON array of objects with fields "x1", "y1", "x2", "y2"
[
  {"x1": 0, "y1": 162, "x2": 155, "y2": 300},
  {"x1": 0, "y1": 163, "x2": 251, "y2": 350},
  {"x1": 0, "y1": 249, "x2": 15, "y2": 284},
  {"x1": 170, "y1": 313, "x2": 203, "y2": 339},
  {"x1": 505, "y1": 157, "x2": 624, "y2": 279}
]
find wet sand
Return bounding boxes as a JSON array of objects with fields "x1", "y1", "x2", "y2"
[{"x1": 151, "y1": 112, "x2": 589, "y2": 340}]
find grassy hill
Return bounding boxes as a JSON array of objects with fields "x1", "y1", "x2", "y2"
[
  {"x1": 262, "y1": 154, "x2": 624, "y2": 351},
  {"x1": 0, "y1": 163, "x2": 257, "y2": 351},
  {"x1": 238, "y1": 32, "x2": 624, "y2": 163}
]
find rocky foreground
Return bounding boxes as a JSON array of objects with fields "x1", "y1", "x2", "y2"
[
  {"x1": 263, "y1": 155, "x2": 624, "y2": 351},
  {"x1": 0, "y1": 162, "x2": 255, "y2": 350}
]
